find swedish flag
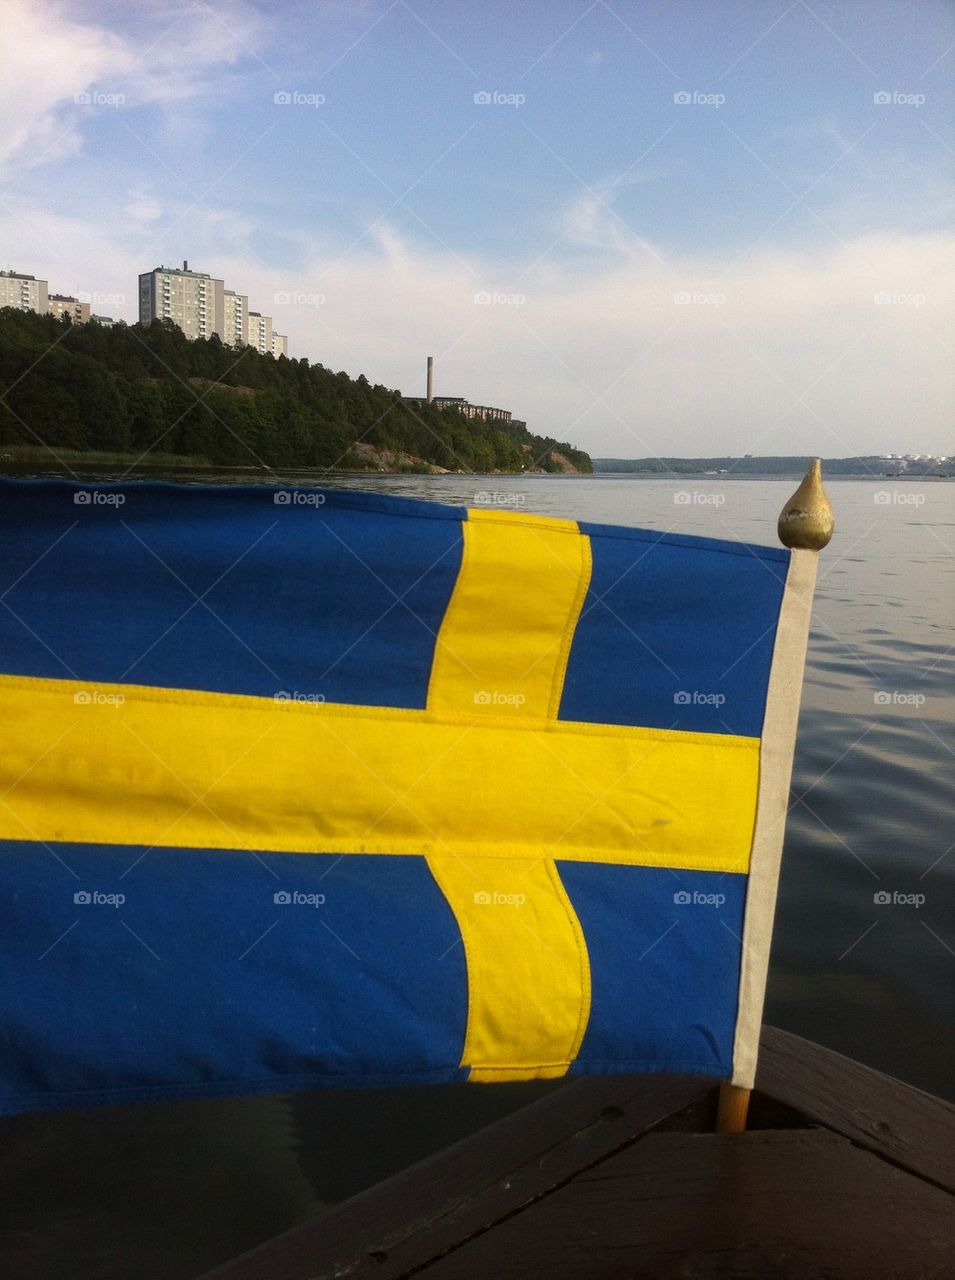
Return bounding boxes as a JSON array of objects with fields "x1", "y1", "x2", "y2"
[{"x1": 0, "y1": 478, "x2": 815, "y2": 1114}]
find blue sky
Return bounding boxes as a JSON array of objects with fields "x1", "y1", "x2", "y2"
[{"x1": 2, "y1": 0, "x2": 953, "y2": 456}]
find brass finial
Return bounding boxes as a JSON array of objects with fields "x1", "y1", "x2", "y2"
[{"x1": 778, "y1": 458, "x2": 834, "y2": 550}]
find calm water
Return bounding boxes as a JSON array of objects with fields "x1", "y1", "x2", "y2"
[{"x1": 2, "y1": 471, "x2": 953, "y2": 1279}]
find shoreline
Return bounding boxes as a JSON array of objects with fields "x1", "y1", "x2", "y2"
[
  {"x1": 1, "y1": 460, "x2": 949, "y2": 483},
  {"x1": 0, "y1": 450, "x2": 583, "y2": 479},
  {"x1": 0, "y1": 449, "x2": 949, "y2": 483}
]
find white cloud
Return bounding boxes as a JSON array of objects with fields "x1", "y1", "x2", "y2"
[
  {"x1": 0, "y1": 0, "x2": 266, "y2": 172},
  {"x1": 0, "y1": 1, "x2": 133, "y2": 168},
  {"x1": 123, "y1": 191, "x2": 164, "y2": 224}
]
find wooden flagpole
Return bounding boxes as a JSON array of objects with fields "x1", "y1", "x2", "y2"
[{"x1": 715, "y1": 458, "x2": 834, "y2": 1134}]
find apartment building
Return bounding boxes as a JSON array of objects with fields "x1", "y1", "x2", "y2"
[
  {"x1": 48, "y1": 294, "x2": 91, "y2": 324},
  {"x1": 139, "y1": 261, "x2": 225, "y2": 340},
  {"x1": 136, "y1": 261, "x2": 291, "y2": 356},
  {"x1": 431, "y1": 396, "x2": 512, "y2": 423},
  {"x1": 0, "y1": 270, "x2": 49, "y2": 313},
  {"x1": 223, "y1": 289, "x2": 248, "y2": 347},
  {"x1": 247, "y1": 310, "x2": 272, "y2": 355}
]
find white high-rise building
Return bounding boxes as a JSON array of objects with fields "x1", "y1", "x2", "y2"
[
  {"x1": 139, "y1": 261, "x2": 225, "y2": 340},
  {"x1": 48, "y1": 294, "x2": 91, "y2": 324},
  {"x1": 247, "y1": 310, "x2": 273, "y2": 355},
  {"x1": 223, "y1": 289, "x2": 248, "y2": 347},
  {"x1": 0, "y1": 270, "x2": 49, "y2": 313},
  {"x1": 137, "y1": 262, "x2": 290, "y2": 355}
]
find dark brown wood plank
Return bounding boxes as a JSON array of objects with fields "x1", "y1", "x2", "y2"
[
  {"x1": 201, "y1": 1027, "x2": 955, "y2": 1279},
  {"x1": 198, "y1": 1074, "x2": 713, "y2": 1280},
  {"x1": 418, "y1": 1128, "x2": 955, "y2": 1279},
  {"x1": 757, "y1": 1025, "x2": 955, "y2": 1193}
]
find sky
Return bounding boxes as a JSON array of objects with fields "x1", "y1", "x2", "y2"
[{"x1": 1, "y1": 0, "x2": 952, "y2": 458}]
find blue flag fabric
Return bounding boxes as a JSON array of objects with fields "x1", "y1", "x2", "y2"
[{"x1": 0, "y1": 478, "x2": 815, "y2": 1114}]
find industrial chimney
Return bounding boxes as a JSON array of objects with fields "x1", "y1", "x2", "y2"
[{"x1": 426, "y1": 355, "x2": 433, "y2": 403}]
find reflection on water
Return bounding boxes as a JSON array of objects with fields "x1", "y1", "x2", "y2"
[{"x1": 1, "y1": 472, "x2": 952, "y2": 1279}]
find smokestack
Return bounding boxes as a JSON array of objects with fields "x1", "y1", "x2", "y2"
[{"x1": 426, "y1": 355, "x2": 433, "y2": 403}]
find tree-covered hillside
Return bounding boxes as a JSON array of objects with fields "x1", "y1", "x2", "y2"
[{"x1": 0, "y1": 309, "x2": 591, "y2": 474}]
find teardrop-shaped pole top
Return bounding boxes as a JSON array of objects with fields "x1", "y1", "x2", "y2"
[{"x1": 778, "y1": 458, "x2": 835, "y2": 550}]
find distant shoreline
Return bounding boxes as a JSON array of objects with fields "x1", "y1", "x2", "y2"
[
  {"x1": 593, "y1": 455, "x2": 952, "y2": 480},
  {"x1": 593, "y1": 469, "x2": 951, "y2": 481},
  {"x1": 1, "y1": 449, "x2": 950, "y2": 482}
]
